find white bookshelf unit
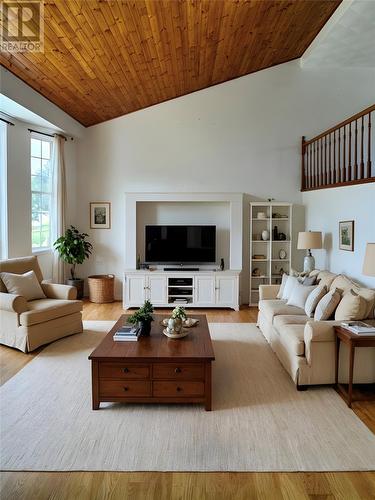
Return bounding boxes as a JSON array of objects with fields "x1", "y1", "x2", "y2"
[{"x1": 249, "y1": 202, "x2": 293, "y2": 306}]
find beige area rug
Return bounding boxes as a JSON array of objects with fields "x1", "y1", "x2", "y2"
[{"x1": 0, "y1": 321, "x2": 374, "y2": 472}]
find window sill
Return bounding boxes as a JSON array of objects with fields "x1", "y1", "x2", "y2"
[{"x1": 32, "y1": 249, "x2": 52, "y2": 256}]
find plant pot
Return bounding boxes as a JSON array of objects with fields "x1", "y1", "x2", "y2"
[
  {"x1": 139, "y1": 319, "x2": 152, "y2": 336},
  {"x1": 66, "y1": 278, "x2": 84, "y2": 299}
]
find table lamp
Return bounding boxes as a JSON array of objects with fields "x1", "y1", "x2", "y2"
[
  {"x1": 297, "y1": 231, "x2": 322, "y2": 273},
  {"x1": 363, "y1": 243, "x2": 375, "y2": 276}
]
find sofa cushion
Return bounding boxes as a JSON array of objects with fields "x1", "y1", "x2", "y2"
[
  {"x1": 335, "y1": 289, "x2": 368, "y2": 321},
  {"x1": 259, "y1": 299, "x2": 306, "y2": 324},
  {"x1": 305, "y1": 285, "x2": 327, "y2": 318},
  {"x1": 287, "y1": 282, "x2": 317, "y2": 309},
  {"x1": 20, "y1": 299, "x2": 83, "y2": 326},
  {"x1": 330, "y1": 275, "x2": 360, "y2": 294},
  {"x1": 0, "y1": 270, "x2": 46, "y2": 301},
  {"x1": 281, "y1": 276, "x2": 299, "y2": 300},
  {"x1": 278, "y1": 324, "x2": 306, "y2": 356},
  {"x1": 273, "y1": 315, "x2": 310, "y2": 331},
  {"x1": 0, "y1": 256, "x2": 43, "y2": 293},
  {"x1": 351, "y1": 287, "x2": 375, "y2": 319},
  {"x1": 276, "y1": 273, "x2": 288, "y2": 299},
  {"x1": 317, "y1": 271, "x2": 337, "y2": 289},
  {"x1": 314, "y1": 289, "x2": 341, "y2": 321}
]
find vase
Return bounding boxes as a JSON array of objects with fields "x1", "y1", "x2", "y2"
[
  {"x1": 66, "y1": 278, "x2": 84, "y2": 299},
  {"x1": 261, "y1": 230, "x2": 269, "y2": 241},
  {"x1": 167, "y1": 317, "x2": 183, "y2": 335},
  {"x1": 139, "y1": 319, "x2": 152, "y2": 336}
]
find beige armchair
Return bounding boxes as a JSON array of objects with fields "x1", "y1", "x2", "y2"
[{"x1": 0, "y1": 256, "x2": 83, "y2": 352}]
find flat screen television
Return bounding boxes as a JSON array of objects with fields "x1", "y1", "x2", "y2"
[{"x1": 145, "y1": 225, "x2": 216, "y2": 264}]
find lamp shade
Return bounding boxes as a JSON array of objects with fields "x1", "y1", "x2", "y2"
[
  {"x1": 363, "y1": 243, "x2": 375, "y2": 276},
  {"x1": 297, "y1": 231, "x2": 322, "y2": 250}
]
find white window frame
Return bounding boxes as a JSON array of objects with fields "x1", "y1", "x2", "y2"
[
  {"x1": 0, "y1": 121, "x2": 7, "y2": 260},
  {"x1": 31, "y1": 132, "x2": 54, "y2": 253}
]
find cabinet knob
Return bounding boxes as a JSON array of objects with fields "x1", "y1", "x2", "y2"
[
  {"x1": 123, "y1": 367, "x2": 129, "y2": 373},
  {"x1": 123, "y1": 387, "x2": 129, "y2": 392},
  {"x1": 176, "y1": 386, "x2": 182, "y2": 392},
  {"x1": 175, "y1": 367, "x2": 181, "y2": 373}
]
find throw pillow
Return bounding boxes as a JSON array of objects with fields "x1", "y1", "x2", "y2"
[
  {"x1": 276, "y1": 273, "x2": 288, "y2": 299},
  {"x1": 350, "y1": 287, "x2": 375, "y2": 319},
  {"x1": 305, "y1": 285, "x2": 327, "y2": 318},
  {"x1": 0, "y1": 270, "x2": 46, "y2": 301},
  {"x1": 287, "y1": 282, "x2": 317, "y2": 309},
  {"x1": 301, "y1": 276, "x2": 317, "y2": 286},
  {"x1": 281, "y1": 276, "x2": 299, "y2": 301},
  {"x1": 335, "y1": 289, "x2": 367, "y2": 321},
  {"x1": 314, "y1": 288, "x2": 341, "y2": 321}
]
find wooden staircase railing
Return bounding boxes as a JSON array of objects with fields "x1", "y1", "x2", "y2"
[{"x1": 301, "y1": 104, "x2": 375, "y2": 191}]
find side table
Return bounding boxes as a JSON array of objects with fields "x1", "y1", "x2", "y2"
[{"x1": 334, "y1": 325, "x2": 375, "y2": 408}]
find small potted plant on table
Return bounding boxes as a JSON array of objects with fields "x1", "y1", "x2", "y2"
[
  {"x1": 128, "y1": 300, "x2": 154, "y2": 336},
  {"x1": 54, "y1": 225, "x2": 93, "y2": 299}
]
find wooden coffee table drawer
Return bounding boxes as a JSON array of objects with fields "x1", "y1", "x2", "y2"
[
  {"x1": 153, "y1": 363, "x2": 204, "y2": 380},
  {"x1": 99, "y1": 363, "x2": 149, "y2": 380},
  {"x1": 100, "y1": 380, "x2": 151, "y2": 397},
  {"x1": 153, "y1": 381, "x2": 205, "y2": 397}
]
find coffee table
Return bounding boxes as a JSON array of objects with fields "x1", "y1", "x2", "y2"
[{"x1": 88, "y1": 314, "x2": 215, "y2": 411}]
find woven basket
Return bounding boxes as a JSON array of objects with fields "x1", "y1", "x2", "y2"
[{"x1": 87, "y1": 274, "x2": 115, "y2": 303}]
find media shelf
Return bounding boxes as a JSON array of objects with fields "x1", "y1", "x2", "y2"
[{"x1": 123, "y1": 270, "x2": 240, "y2": 310}]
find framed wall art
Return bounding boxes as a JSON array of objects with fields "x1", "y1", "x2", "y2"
[
  {"x1": 339, "y1": 220, "x2": 354, "y2": 251},
  {"x1": 90, "y1": 202, "x2": 111, "y2": 229}
]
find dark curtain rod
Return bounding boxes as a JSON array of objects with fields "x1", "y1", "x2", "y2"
[
  {"x1": 0, "y1": 117, "x2": 15, "y2": 126},
  {"x1": 28, "y1": 128, "x2": 68, "y2": 141}
]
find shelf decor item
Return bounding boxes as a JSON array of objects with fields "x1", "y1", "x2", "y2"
[
  {"x1": 54, "y1": 225, "x2": 93, "y2": 299},
  {"x1": 297, "y1": 231, "x2": 323, "y2": 273},
  {"x1": 90, "y1": 202, "x2": 111, "y2": 229},
  {"x1": 279, "y1": 249, "x2": 287, "y2": 260},
  {"x1": 261, "y1": 230, "x2": 270, "y2": 241},
  {"x1": 128, "y1": 299, "x2": 154, "y2": 336},
  {"x1": 339, "y1": 220, "x2": 354, "y2": 251},
  {"x1": 257, "y1": 212, "x2": 267, "y2": 219}
]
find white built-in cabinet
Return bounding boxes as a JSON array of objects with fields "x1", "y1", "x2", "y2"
[
  {"x1": 124, "y1": 270, "x2": 240, "y2": 310},
  {"x1": 249, "y1": 202, "x2": 293, "y2": 306}
]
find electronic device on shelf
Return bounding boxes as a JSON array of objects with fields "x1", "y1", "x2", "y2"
[{"x1": 145, "y1": 225, "x2": 216, "y2": 265}]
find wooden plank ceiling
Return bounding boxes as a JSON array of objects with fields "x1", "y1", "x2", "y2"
[{"x1": 0, "y1": 0, "x2": 341, "y2": 127}]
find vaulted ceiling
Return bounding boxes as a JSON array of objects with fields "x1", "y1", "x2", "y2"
[{"x1": 0, "y1": 0, "x2": 341, "y2": 127}]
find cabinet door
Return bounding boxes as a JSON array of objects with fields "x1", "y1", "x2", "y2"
[
  {"x1": 194, "y1": 276, "x2": 215, "y2": 305},
  {"x1": 147, "y1": 275, "x2": 167, "y2": 305},
  {"x1": 215, "y1": 276, "x2": 237, "y2": 306},
  {"x1": 126, "y1": 275, "x2": 147, "y2": 306}
]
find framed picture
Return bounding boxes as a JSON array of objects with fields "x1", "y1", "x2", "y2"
[
  {"x1": 90, "y1": 202, "x2": 111, "y2": 229},
  {"x1": 339, "y1": 220, "x2": 354, "y2": 251}
]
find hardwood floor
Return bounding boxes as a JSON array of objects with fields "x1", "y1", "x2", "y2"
[{"x1": 1, "y1": 302, "x2": 374, "y2": 499}]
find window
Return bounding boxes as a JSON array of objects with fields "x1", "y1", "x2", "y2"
[
  {"x1": 0, "y1": 121, "x2": 7, "y2": 259},
  {"x1": 31, "y1": 135, "x2": 53, "y2": 251}
]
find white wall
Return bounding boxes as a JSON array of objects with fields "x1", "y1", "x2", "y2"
[
  {"x1": 303, "y1": 184, "x2": 375, "y2": 288},
  {"x1": 76, "y1": 59, "x2": 375, "y2": 301},
  {"x1": 136, "y1": 202, "x2": 230, "y2": 268}
]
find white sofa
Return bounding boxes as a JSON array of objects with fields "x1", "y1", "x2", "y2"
[{"x1": 257, "y1": 271, "x2": 375, "y2": 388}]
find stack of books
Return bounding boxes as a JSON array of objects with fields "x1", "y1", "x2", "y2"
[
  {"x1": 113, "y1": 324, "x2": 141, "y2": 342},
  {"x1": 341, "y1": 321, "x2": 375, "y2": 336}
]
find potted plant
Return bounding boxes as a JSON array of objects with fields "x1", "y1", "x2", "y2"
[
  {"x1": 168, "y1": 306, "x2": 187, "y2": 334},
  {"x1": 54, "y1": 225, "x2": 93, "y2": 299},
  {"x1": 128, "y1": 299, "x2": 154, "y2": 336}
]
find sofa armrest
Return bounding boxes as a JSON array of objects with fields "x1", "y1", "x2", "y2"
[
  {"x1": 259, "y1": 285, "x2": 280, "y2": 301},
  {"x1": 41, "y1": 282, "x2": 77, "y2": 300},
  {"x1": 304, "y1": 319, "x2": 342, "y2": 364},
  {"x1": 0, "y1": 292, "x2": 28, "y2": 313}
]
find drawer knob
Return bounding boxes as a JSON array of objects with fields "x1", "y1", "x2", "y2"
[
  {"x1": 176, "y1": 386, "x2": 182, "y2": 392},
  {"x1": 175, "y1": 367, "x2": 181, "y2": 374},
  {"x1": 124, "y1": 386, "x2": 129, "y2": 392},
  {"x1": 123, "y1": 368, "x2": 129, "y2": 373}
]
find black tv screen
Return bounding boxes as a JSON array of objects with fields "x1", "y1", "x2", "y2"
[{"x1": 145, "y1": 225, "x2": 216, "y2": 264}]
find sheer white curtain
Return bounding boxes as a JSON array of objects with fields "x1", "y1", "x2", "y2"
[
  {"x1": 0, "y1": 121, "x2": 7, "y2": 260},
  {"x1": 51, "y1": 135, "x2": 67, "y2": 283}
]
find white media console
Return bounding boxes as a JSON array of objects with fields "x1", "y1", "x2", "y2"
[{"x1": 123, "y1": 270, "x2": 240, "y2": 310}]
